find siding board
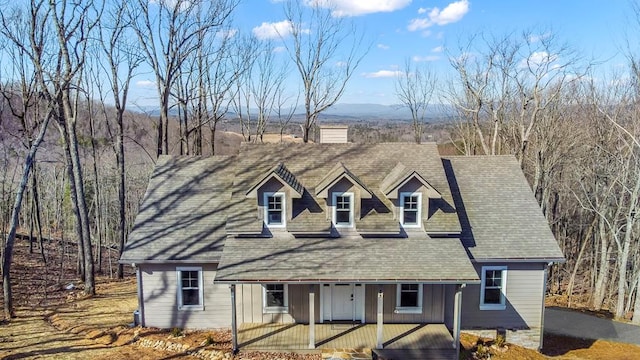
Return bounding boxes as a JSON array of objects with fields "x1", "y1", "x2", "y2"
[
  {"x1": 460, "y1": 263, "x2": 545, "y2": 329},
  {"x1": 140, "y1": 263, "x2": 231, "y2": 329}
]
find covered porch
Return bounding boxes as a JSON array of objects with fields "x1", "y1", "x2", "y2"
[{"x1": 238, "y1": 322, "x2": 453, "y2": 350}]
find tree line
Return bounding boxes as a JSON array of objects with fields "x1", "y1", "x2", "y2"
[{"x1": 0, "y1": 0, "x2": 639, "y2": 325}]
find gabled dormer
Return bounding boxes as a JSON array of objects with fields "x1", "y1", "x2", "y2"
[
  {"x1": 246, "y1": 163, "x2": 304, "y2": 229},
  {"x1": 315, "y1": 162, "x2": 372, "y2": 229},
  {"x1": 380, "y1": 163, "x2": 442, "y2": 229}
]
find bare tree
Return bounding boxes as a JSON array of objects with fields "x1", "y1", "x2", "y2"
[
  {"x1": 395, "y1": 59, "x2": 437, "y2": 144},
  {"x1": 282, "y1": 0, "x2": 368, "y2": 142},
  {"x1": 127, "y1": 0, "x2": 237, "y2": 156}
]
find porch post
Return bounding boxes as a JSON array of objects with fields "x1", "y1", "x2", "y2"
[
  {"x1": 453, "y1": 284, "x2": 465, "y2": 356},
  {"x1": 230, "y1": 284, "x2": 238, "y2": 353},
  {"x1": 309, "y1": 286, "x2": 315, "y2": 349},
  {"x1": 376, "y1": 287, "x2": 384, "y2": 349}
]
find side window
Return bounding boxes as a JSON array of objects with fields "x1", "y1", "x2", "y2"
[
  {"x1": 177, "y1": 267, "x2": 204, "y2": 310},
  {"x1": 263, "y1": 284, "x2": 289, "y2": 313},
  {"x1": 395, "y1": 283, "x2": 423, "y2": 313},
  {"x1": 264, "y1": 192, "x2": 285, "y2": 227},
  {"x1": 480, "y1": 266, "x2": 507, "y2": 310},
  {"x1": 400, "y1": 192, "x2": 421, "y2": 227},
  {"x1": 332, "y1": 192, "x2": 354, "y2": 227}
]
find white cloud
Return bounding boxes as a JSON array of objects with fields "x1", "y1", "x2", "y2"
[
  {"x1": 431, "y1": 45, "x2": 444, "y2": 53},
  {"x1": 412, "y1": 55, "x2": 440, "y2": 62},
  {"x1": 418, "y1": 7, "x2": 427, "y2": 14},
  {"x1": 363, "y1": 70, "x2": 403, "y2": 78},
  {"x1": 273, "y1": 46, "x2": 286, "y2": 53},
  {"x1": 523, "y1": 51, "x2": 559, "y2": 68},
  {"x1": 377, "y1": 43, "x2": 390, "y2": 50},
  {"x1": 529, "y1": 32, "x2": 552, "y2": 43},
  {"x1": 307, "y1": 0, "x2": 412, "y2": 17},
  {"x1": 252, "y1": 20, "x2": 294, "y2": 40},
  {"x1": 136, "y1": 80, "x2": 156, "y2": 88},
  {"x1": 408, "y1": 0, "x2": 469, "y2": 31}
]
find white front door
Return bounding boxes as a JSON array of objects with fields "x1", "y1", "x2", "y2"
[
  {"x1": 321, "y1": 284, "x2": 365, "y2": 322},
  {"x1": 332, "y1": 284, "x2": 354, "y2": 320}
]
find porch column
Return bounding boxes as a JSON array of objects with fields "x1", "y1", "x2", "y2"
[
  {"x1": 453, "y1": 284, "x2": 465, "y2": 356},
  {"x1": 230, "y1": 284, "x2": 238, "y2": 353},
  {"x1": 376, "y1": 288, "x2": 384, "y2": 349},
  {"x1": 309, "y1": 286, "x2": 315, "y2": 349}
]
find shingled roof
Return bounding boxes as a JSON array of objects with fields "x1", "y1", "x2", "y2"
[
  {"x1": 443, "y1": 156, "x2": 564, "y2": 261},
  {"x1": 120, "y1": 156, "x2": 234, "y2": 263},
  {"x1": 120, "y1": 143, "x2": 563, "y2": 272}
]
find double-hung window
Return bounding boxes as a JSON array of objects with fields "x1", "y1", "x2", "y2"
[
  {"x1": 333, "y1": 193, "x2": 353, "y2": 227},
  {"x1": 263, "y1": 284, "x2": 288, "y2": 313},
  {"x1": 264, "y1": 193, "x2": 285, "y2": 227},
  {"x1": 177, "y1": 267, "x2": 204, "y2": 310},
  {"x1": 480, "y1": 266, "x2": 507, "y2": 310},
  {"x1": 395, "y1": 283, "x2": 423, "y2": 313},
  {"x1": 400, "y1": 192, "x2": 421, "y2": 227},
  {"x1": 333, "y1": 192, "x2": 354, "y2": 227}
]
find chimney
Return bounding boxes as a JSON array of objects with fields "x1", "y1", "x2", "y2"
[{"x1": 319, "y1": 125, "x2": 348, "y2": 143}]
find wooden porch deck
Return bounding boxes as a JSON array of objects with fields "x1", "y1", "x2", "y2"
[{"x1": 238, "y1": 323, "x2": 455, "y2": 351}]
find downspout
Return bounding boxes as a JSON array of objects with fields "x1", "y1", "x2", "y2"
[
  {"x1": 134, "y1": 264, "x2": 145, "y2": 327},
  {"x1": 230, "y1": 284, "x2": 238, "y2": 353},
  {"x1": 539, "y1": 262, "x2": 551, "y2": 351}
]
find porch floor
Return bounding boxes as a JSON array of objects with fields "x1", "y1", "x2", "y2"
[{"x1": 237, "y1": 323, "x2": 454, "y2": 351}]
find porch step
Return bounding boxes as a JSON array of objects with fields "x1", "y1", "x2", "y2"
[
  {"x1": 372, "y1": 348, "x2": 456, "y2": 360},
  {"x1": 322, "y1": 348, "x2": 372, "y2": 360}
]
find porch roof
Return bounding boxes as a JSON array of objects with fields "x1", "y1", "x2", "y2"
[{"x1": 214, "y1": 235, "x2": 479, "y2": 283}]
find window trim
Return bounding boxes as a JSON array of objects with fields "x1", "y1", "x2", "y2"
[
  {"x1": 400, "y1": 192, "x2": 422, "y2": 228},
  {"x1": 479, "y1": 266, "x2": 507, "y2": 310},
  {"x1": 395, "y1": 283, "x2": 423, "y2": 314},
  {"x1": 262, "y1": 284, "x2": 289, "y2": 313},
  {"x1": 264, "y1": 192, "x2": 286, "y2": 228},
  {"x1": 176, "y1": 267, "x2": 204, "y2": 311},
  {"x1": 332, "y1": 192, "x2": 354, "y2": 228}
]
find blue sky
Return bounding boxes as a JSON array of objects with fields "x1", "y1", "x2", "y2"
[{"x1": 133, "y1": 0, "x2": 637, "y2": 107}]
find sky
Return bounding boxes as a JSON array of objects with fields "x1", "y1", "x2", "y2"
[{"x1": 132, "y1": 0, "x2": 638, "y2": 107}]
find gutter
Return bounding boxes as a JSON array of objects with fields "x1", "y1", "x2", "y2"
[
  {"x1": 213, "y1": 278, "x2": 481, "y2": 285},
  {"x1": 473, "y1": 257, "x2": 565, "y2": 264}
]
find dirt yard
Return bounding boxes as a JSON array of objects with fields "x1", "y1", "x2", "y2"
[{"x1": 2, "y1": 241, "x2": 640, "y2": 359}]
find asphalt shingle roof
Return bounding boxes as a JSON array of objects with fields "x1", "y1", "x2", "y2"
[
  {"x1": 120, "y1": 156, "x2": 234, "y2": 263},
  {"x1": 443, "y1": 156, "x2": 564, "y2": 261},
  {"x1": 215, "y1": 234, "x2": 479, "y2": 282}
]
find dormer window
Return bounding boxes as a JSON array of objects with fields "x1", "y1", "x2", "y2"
[
  {"x1": 264, "y1": 192, "x2": 285, "y2": 227},
  {"x1": 400, "y1": 192, "x2": 421, "y2": 227},
  {"x1": 333, "y1": 192, "x2": 354, "y2": 227}
]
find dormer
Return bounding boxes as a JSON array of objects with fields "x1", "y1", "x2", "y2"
[
  {"x1": 246, "y1": 163, "x2": 304, "y2": 229},
  {"x1": 315, "y1": 162, "x2": 372, "y2": 229},
  {"x1": 380, "y1": 163, "x2": 441, "y2": 229}
]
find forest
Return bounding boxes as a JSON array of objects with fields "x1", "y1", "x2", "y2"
[{"x1": 0, "y1": 0, "x2": 639, "y2": 326}]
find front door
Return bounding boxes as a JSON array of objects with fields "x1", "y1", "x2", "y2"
[
  {"x1": 331, "y1": 284, "x2": 354, "y2": 320},
  {"x1": 321, "y1": 284, "x2": 365, "y2": 322}
]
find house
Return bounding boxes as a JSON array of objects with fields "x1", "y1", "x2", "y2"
[{"x1": 120, "y1": 138, "x2": 564, "y2": 357}]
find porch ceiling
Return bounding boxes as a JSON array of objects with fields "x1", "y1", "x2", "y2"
[{"x1": 215, "y1": 236, "x2": 479, "y2": 283}]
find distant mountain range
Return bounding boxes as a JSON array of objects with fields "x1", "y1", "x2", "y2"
[{"x1": 136, "y1": 103, "x2": 455, "y2": 122}]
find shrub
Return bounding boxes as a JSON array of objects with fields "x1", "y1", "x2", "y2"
[{"x1": 171, "y1": 327, "x2": 183, "y2": 337}]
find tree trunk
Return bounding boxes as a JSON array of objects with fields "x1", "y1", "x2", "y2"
[{"x1": 3, "y1": 114, "x2": 51, "y2": 319}]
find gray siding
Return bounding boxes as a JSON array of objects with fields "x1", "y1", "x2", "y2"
[
  {"x1": 460, "y1": 262, "x2": 545, "y2": 329},
  {"x1": 140, "y1": 263, "x2": 231, "y2": 329},
  {"x1": 235, "y1": 284, "x2": 320, "y2": 324},
  {"x1": 364, "y1": 284, "x2": 446, "y2": 323}
]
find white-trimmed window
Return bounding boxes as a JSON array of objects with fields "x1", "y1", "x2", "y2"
[
  {"x1": 263, "y1": 284, "x2": 289, "y2": 313},
  {"x1": 480, "y1": 266, "x2": 507, "y2": 310},
  {"x1": 264, "y1": 192, "x2": 285, "y2": 228},
  {"x1": 177, "y1": 267, "x2": 204, "y2": 310},
  {"x1": 400, "y1": 192, "x2": 421, "y2": 227},
  {"x1": 332, "y1": 192, "x2": 354, "y2": 227},
  {"x1": 395, "y1": 283, "x2": 423, "y2": 313}
]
